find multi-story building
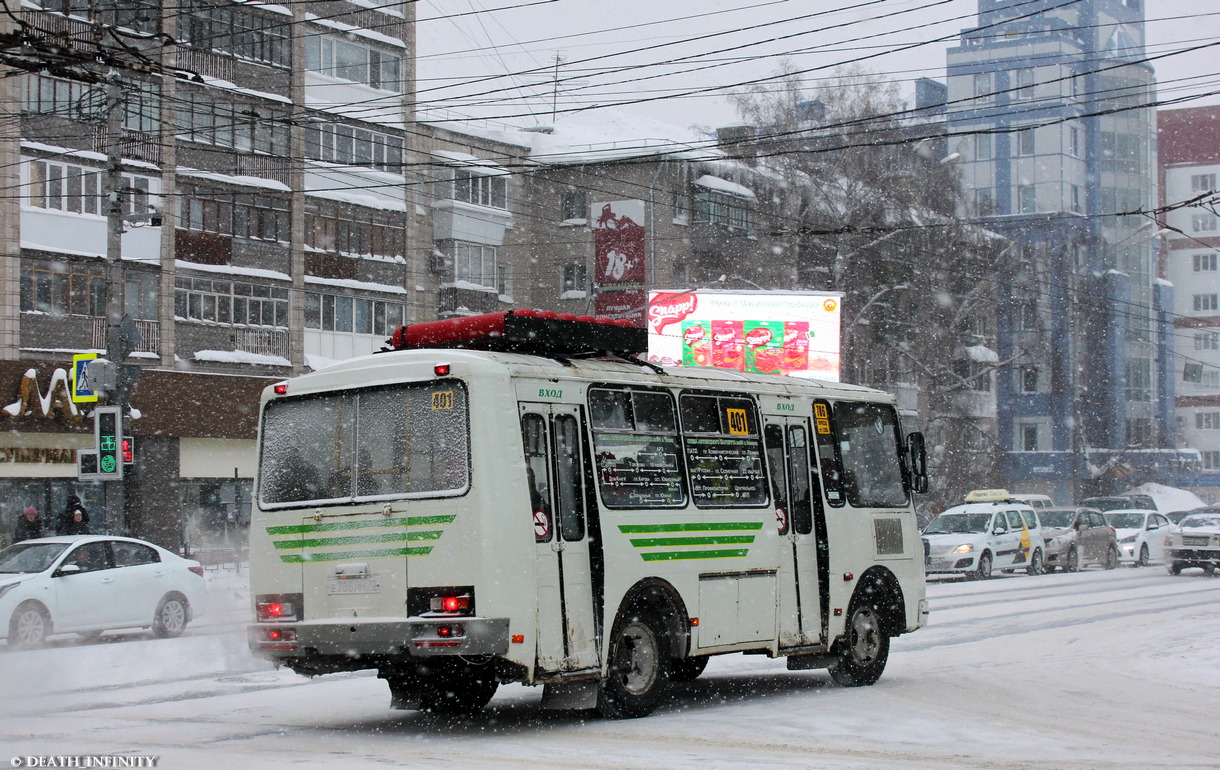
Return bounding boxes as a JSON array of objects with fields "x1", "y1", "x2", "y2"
[
  {"x1": 945, "y1": 0, "x2": 1189, "y2": 503},
  {"x1": 1160, "y1": 105, "x2": 1220, "y2": 499},
  {"x1": 1, "y1": 0, "x2": 423, "y2": 549}
]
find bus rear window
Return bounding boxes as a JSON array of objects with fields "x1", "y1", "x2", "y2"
[{"x1": 259, "y1": 381, "x2": 469, "y2": 506}]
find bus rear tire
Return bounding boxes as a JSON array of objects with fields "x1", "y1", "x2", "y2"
[
  {"x1": 669, "y1": 655, "x2": 709, "y2": 682},
  {"x1": 418, "y1": 659, "x2": 499, "y2": 714},
  {"x1": 597, "y1": 606, "x2": 669, "y2": 719},
  {"x1": 829, "y1": 581, "x2": 891, "y2": 687}
]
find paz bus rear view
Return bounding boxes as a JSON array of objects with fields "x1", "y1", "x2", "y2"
[{"x1": 248, "y1": 310, "x2": 930, "y2": 718}]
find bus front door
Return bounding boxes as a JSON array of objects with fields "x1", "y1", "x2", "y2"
[
  {"x1": 520, "y1": 404, "x2": 600, "y2": 673},
  {"x1": 764, "y1": 418, "x2": 822, "y2": 648}
]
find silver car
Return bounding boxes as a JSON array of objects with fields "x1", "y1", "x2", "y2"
[{"x1": 1038, "y1": 507, "x2": 1119, "y2": 572}]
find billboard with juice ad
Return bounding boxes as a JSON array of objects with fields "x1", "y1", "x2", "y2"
[{"x1": 646, "y1": 290, "x2": 842, "y2": 381}]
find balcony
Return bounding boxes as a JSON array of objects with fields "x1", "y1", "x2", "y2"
[
  {"x1": 233, "y1": 327, "x2": 289, "y2": 359},
  {"x1": 949, "y1": 389, "x2": 997, "y2": 419},
  {"x1": 91, "y1": 318, "x2": 160, "y2": 355}
]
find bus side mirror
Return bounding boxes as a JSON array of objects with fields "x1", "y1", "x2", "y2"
[{"x1": 906, "y1": 431, "x2": 929, "y2": 494}]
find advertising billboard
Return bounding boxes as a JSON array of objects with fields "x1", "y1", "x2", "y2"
[
  {"x1": 646, "y1": 290, "x2": 843, "y2": 381},
  {"x1": 592, "y1": 200, "x2": 646, "y2": 324}
]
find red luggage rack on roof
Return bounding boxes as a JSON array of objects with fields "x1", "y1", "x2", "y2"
[{"x1": 386, "y1": 310, "x2": 647, "y2": 359}]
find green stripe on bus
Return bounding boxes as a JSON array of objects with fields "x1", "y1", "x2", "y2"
[
  {"x1": 639, "y1": 549, "x2": 750, "y2": 561},
  {"x1": 617, "y1": 522, "x2": 763, "y2": 534},
  {"x1": 272, "y1": 530, "x2": 444, "y2": 550},
  {"x1": 278, "y1": 546, "x2": 434, "y2": 563},
  {"x1": 266, "y1": 514, "x2": 456, "y2": 536},
  {"x1": 629, "y1": 536, "x2": 756, "y2": 547}
]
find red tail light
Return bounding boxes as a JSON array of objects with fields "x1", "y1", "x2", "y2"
[{"x1": 430, "y1": 594, "x2": 471, "y2": 614}]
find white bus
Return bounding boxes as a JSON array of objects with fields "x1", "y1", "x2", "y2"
[{"x1": 249, "y1": 311, "x2": 929, "y2": 718}]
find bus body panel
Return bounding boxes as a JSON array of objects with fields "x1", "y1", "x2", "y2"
[{"x1": 249, "y1": 348, "x2": 927, "y2": 695}]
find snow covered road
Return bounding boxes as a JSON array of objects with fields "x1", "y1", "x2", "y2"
[{"x1": 1, "y1": 567, "x2": 1217, "y2": 769}]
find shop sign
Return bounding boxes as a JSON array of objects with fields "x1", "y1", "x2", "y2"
[{"x1": 2, "y1": 368, "x2": 86, "y2": 425}]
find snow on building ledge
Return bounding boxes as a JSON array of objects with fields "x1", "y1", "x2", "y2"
[
  {"x1": 431, "y1": 150, "x2": 511, "y2": 176},
  {"x1": 965, "y1": 344, "x2": 998, "y2": 363},
  {"x1": 194, "y1": 350, "x2": 291, "y2": 367},
  {"x1": 693, "y1": 174, "x2": 756, "y2": 199}
]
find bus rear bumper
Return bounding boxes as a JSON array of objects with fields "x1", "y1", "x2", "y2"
[{"x1": 249, "y1": 616, "x2": 511, "y2": 661}]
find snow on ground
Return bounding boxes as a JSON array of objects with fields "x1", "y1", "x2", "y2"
[{"x1": 1, "y1": 568, "x2": 1218, "y2": 768}]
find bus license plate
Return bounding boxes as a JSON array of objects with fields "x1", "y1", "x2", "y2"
[{"x1": 327, "y1": 578, "x2": 380, "y2": 595}]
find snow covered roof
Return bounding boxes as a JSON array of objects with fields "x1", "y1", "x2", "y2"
[
  {"x1": 693, "y1": 174, "x2": 756, "y2": 199},
  {"x1": 965, "y1": 345, "x2": 998, "y2": 363},
  {"x1": 431, "y1": 150, "x2": 510, "y2": 176}
]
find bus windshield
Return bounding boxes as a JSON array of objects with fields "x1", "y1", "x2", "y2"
[
  {"x1": 923, "y1": 513, "x2": 992, "y2": 534},
  {"x1": 259, "y1": 381, "x2": 469, "y2": 506}
]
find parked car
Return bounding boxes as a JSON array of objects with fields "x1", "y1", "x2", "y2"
[
  {"x1": 0, "y1": 535, "x2": 206, "y2": 648},
  {"x1": 1166, "y1": 506, "x2": 1220, "y2": 527},
  {"x1": 1038, "y1": 507, "x2": 1119, "y2": 572},
  {"x1": 1164, "y1": 512, "x2": 1220, "y2": 575},
  {"x1": 1078, "y1": 494, "x2": 1157, "y2": 511},
  {"x1": 922, "y1": 502, "x2": 1045, "y2": 579},
  {"x1": 1103, "y1": 510, "x2": 1172, "y2": 567}
]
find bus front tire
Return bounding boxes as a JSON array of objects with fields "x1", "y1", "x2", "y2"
[
  {"x1": 829, "y1": 601, "x2": 891, "y2": 687},
  {"x1": 597, "y1": 606, "x2": 669, "y2": 719}
]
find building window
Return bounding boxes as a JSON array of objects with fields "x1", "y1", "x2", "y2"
[
  {"x1": 1021, "y1": 367, "x2": 1038, "y2": 393},
  {"x1": 305, "y1": 202, "x2": 405, "y2": 259},
  {"x1": 304, "y1": 34, "x2": 402, "y2": 92},
  {"x1": 453, "y1": 242, "x2": 511, "y2": 295},
  {"x1": 1192, "y1": 174, "x2": 1217, "y2": 193},
  {"x1": 1021, "y1": 424, "x2": 1039, "y2": 452},
  {"x1": 303, "y1": 121, "x2": 403, "y2": 172},
  {"x1": 1017, "y1": 128, "x2": 1034, "y2": 156},
  {"x1": 1195, "y1": 332, "x2": 1219, "y2": 350},
  {"x1": 672, "y1": 190, "x2": 689, "y2": 223},
  {"x1": 303, "y1": 292, "x2": 403, "y2": 335},
  {"x1": 1018, "y1": 185, "x2": 1036, "y2": 214},
  {"x1": 561, "y1": 263, "x2": 587, "y2": 294},
  {"x1": 1203, "y1": 450, "x2": 1220, "y2": 469},
  {"x1": 1014, "y1": 68, "x2": 1035, "y2": 100},
  {"x1": 1070, "y1": 184, "x2": 1082, "y2": 214},
  {"x1": 1125, "y1": 357, "x2": 1152, "y2": 402},
  {"x1": 445, "y1": 170, "x2": 508, "y2": 209},
  {"x1": 560, "y1": 192, "x2": 587, "y2": 222},
  {"x1": 1017, "y1": 300, "x2": 1039, "y2": 330},
  {"x1": 1192, "y1": 214, "x2": 1218, "y2": 233},
  {"x1": 1126, "y1": 417, "x2": 1153, "y2": 447},
  {"x1": 39, "y1": 0, "x2": 159, "y2": 33},
  {"x1": 124, "y1": 272, "x2": 159, "y2": 320},
  {"x1": 1194, "y1": 294, "x2": 1219, "y2": 312},
  {"x1": 24, "y1": 74, "x2": 159, "y2": 133},
  {"x1": 174, "y1": 276, "x2": 288, "y2": 327},
  {"x1": 175, "y1": 89, "x2": 290, "y2": 155},
  {"x1": 1194, "y1": 253, "x2": 1218, "y2": 272},
  {"x1": 974, "y1": 188, "x2": 994, "y2": 217},
  {"x1": 19, "y1": 258, "x2": 108, "y2": 317},
  {"x1": 693, "y1": 190, "x2": 753, "y2": 233},
  {"x1": 27, "y1": 160, "x2": 156, "y2": 217},
  {"x1": 1069, "y1": 126, "x2": 1080, "y2": 157},
  {"x1": 973, "y1": 72, "x2": 990, "y2": 101},
  {"x1": 975, "y1": 134, "x2": 992, "y2": 161},
  {"x1": 1196, "y1": 412, "x2": 1220, "y2": 430},
  {"x1": 180, "y1": 184, "x2": 290, "y2": 243},
  {"x1": 179, "y1": 0, "x2": 291, "y2": 68}
]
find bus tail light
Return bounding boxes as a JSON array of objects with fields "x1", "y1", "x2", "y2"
[
  {"x1": 257, "y1": 594, "x2": 302, "y2": 622},
  {"x1": 429, "y1": 594, "x2": 472, "y2": 615},
  {"x1": 410, "y1": 587, "x2": 475, "y2": 617},
  {"x1": 259, "y1": 627, "x2": 297, "y2": 650}
]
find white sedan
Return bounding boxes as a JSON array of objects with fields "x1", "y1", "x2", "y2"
[
  {"x1": 1102, "y1": 510, "x2": 1173, "y2": 567},
  {"x1": 0, "y1": 535, "x2": 207, "y2": 648}
]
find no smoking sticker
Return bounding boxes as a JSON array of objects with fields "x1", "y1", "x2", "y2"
[
  {"x1": 533, "y1": 510, "x2": 551, "y2": 539},
  {"x1": 775, "y1": 507, "x2": 788, "y2": 531}
]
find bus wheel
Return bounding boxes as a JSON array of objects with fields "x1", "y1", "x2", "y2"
[
  {"x1": 829, "y1": 583, "x2": 891, "y2": 687},
  {"x1": 597, "y1": 606, "x2": 669, "y2": 719},
  {"x1": 669, "y1": 655, "x2": 709, "y2": 682},
  {"x1": 419, "y1": 659, "x2": 499, "y2": 714}
]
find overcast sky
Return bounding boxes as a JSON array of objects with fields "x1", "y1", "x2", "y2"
[{"x1": 416, "y1": 0, "x2": 1220, "y2": 132}]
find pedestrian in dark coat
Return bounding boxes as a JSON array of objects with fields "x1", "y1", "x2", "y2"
[
  {"x1": 13, "y1": 506, "x2": 43, "y2": 543},
  {"x1": 61, "y1": 509, "x2": 90, "y2": 535},
  {"x1": 58, "y1": 495, "x2": 89, "y2": 535}
]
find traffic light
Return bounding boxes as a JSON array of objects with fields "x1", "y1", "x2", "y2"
[
  {"x1": 121, "y1": 436, "x2": 135, "y2": 465},
  {"x1": 94, "y1": 405, "x2": 123, "y2": 479}
]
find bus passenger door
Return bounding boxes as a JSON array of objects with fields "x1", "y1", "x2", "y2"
[
  {"x1": 521, "y1": 404, "x2": 600, "y2": 673},
  {"x1": 764, "y1": 418, "x2": 821, "y2": 648}
]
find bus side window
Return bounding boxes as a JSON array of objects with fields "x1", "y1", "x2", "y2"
[
  {"x1": 764, "y1": 424, "x2": 788, "y2": 535},
  {"x1": 552, "y1": 414, "x2": 585, "y2": 542},
  {"x1": 787, "y1": 425, "x2": 813, "y2": 535},
  {"x1": 812, "y1": 399, "x2": 844, "y2": 507},
  {"x1": 521, "y1": 413, "x2": 552, "y2": 541}
]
